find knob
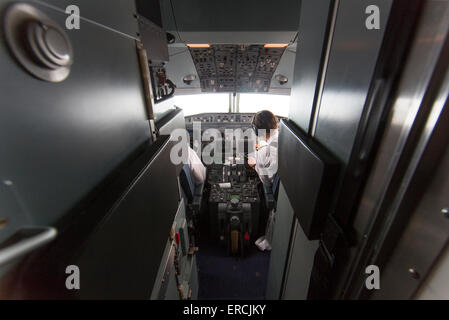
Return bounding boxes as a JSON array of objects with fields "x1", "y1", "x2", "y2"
[
  {"x1": 27, "y1": 21, "x2": 73, "y2": 69},
  {"x1": 230, "y1": 215, "x2": 240, "y2": 228},
  {"x1": 3, "y1": 3, "x2": 73, "y2": 82}
]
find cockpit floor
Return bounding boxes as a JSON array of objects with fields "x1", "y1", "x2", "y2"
[{"x1": 196, "y1": 234, "x2": 270, "y2": 300}]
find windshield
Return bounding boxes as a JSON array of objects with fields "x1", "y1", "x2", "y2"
[
  {"x1": 239, "y1": 93, "x2": 290, "y2": 116},
  {"x1": 173, "y1": 93, "x2": 290, "y2": 117}
]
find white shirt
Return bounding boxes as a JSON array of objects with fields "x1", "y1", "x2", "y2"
[
  {"x1": 187, "y1": 147, "x2": 206, "y2": 184},
  {"x1": 250, "y1": 131, "x2": 278, "y2": 185}
]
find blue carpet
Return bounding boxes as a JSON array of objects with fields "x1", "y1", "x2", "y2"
[{"x1": 196, "y1": 237, "x2": 270, "y2": 300}]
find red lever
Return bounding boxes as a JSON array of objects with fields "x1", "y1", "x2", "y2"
[
  {"x1": 175, "y1": 232, "x2": 180, "y2": 244},
  {"x1": 244, "y1": 231, "x2": 250, "y2": 241}
]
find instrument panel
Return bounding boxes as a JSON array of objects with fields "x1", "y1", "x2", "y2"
[
  {"x1": 185, "y1": 113, "x2": 254, "y2": 125},
  {"x1": 208, "y1": 164, "x2": 260, "y2": 204},
  {"x1": 185, "y1": 113, "x2": 284, "y2": 130}
]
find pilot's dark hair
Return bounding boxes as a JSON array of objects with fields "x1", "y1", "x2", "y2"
[{"x1": 252, "y1": 110, "x2": 278, "y2": 131}]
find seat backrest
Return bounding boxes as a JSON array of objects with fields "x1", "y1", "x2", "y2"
[{"x1": 179, "y1": 164, "x2": 194, "y2": 202}]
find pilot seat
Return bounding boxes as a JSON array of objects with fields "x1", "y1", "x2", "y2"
[{"x1": 179, "y1": 163, "x2": 205, "y2": 245}]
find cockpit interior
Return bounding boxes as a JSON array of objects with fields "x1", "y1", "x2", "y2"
[{"x1": 0, "y1": 0, "x2": 448, "y2": 302}]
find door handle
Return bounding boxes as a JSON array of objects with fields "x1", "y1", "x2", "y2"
[{"x1": 0, "y1": 227, "x2": 57, "y2": 266}]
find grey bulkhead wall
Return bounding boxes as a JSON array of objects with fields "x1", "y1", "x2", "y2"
[
  {"x1": 266, "y1": 0, "x2": 332, "y2": 300},
  {"x1": 271, "y1": 0, "x2": 392, "y2": 299},
  {"x1": 288, "y1": 0, "x2": 332, "y2": 133},
  {"x1": 312, "y1": 0, "x2": 392, "y2": 165},
  {"x1": 0, "y1": 0, "x2": 150, "y2": 243},
  {"x1": 160, "y1": 0, "x2": 301, "y2": 32}
]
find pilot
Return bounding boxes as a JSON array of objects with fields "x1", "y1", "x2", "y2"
[
  {"x1": 247, "y1": 110, "x2": 279, "y2": 252},
  {"x1": 247, "y1": 110, "x2": 279, "y2": 185}
]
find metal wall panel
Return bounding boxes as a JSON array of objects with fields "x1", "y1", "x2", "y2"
[
  {"x1": 342, "y1": 0, "x2": 449, "y2": 299},
  {"x1": 278, "y1": 120, "x2": 340, "y2": 240},
  {"x1": 150, "y1": 239, "x2": 173, "y2": 299},
  {"x1": 1, "y1": 137, "x2": 180, "y2": 299},
  {"x1": 166, "y1": 45, "x2": 200, "y2": 90},
  {"x1": 0, "y1": 1, "x2": 150, "y2": 236},
  {"x1": 74, "y1": 138, "x2": 179, "y2": 299},
  {"x1": 159, "y1": 0, "x2": 299, "y2": 44},
  {"x1": 416, "y1": 246, "x2": 449, "y2": 300},
  {"x1": 288, "y1": 0, "x2": 332, "y2": 132},
  {"x1": 157, "y1": 108, "x2": 186, "y2": 136},
  {"x1": 32, "y1": 0, "x2": 139, "y2": 39},
  {"x1": 314, "y1": 0, "x2": 392, "y2": 164},
  {"x1": 272, "y1": 0, "x2": 332, "y2": 300},
  {"x1": 266, "y1": 182, "x2": 295, "y2": 299},
  {"x1": 373, "y1": 140, "x2": 449, "y2": 299},
  {"x1": 270, "y1": 46, "x2": 296, "y2": 90},
  {"x1": 277, "y1": 0, "x2": 393, "y2": 300},
  {"x1": 162, "y1": 0, "x2": 301, "y2": 32},
  {"x1": 282, "y1": 218, "x2": 319, "y2": 299},
  {"x1": 173, "y1": 31, "x2": 298, "y2": 46}
]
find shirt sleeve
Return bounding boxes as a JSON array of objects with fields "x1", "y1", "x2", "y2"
[
  {"x1": 254, "y1": 145, "x2": 270, "y2": 184},
  {"x1": 247, "y1": 139, "x2": 257, "y2": 160},
  {"x1": 255, "y1": 143, "x2": 278, "y2": 185},
  {"x1": 188, "y1": 147, "x2": 206, "y2": 184}
]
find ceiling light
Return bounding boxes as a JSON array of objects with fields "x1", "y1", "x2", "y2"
[
  {"x1": 186, "y1": 44, "x2": 210, "y2": 48},
  {"x1": 264, "y1": 44, "x2": 288, "y2": 48}
]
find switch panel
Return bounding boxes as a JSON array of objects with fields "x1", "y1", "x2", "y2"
[{"x1": 189, "y1": 45, "x2": 286, "y2": 93}]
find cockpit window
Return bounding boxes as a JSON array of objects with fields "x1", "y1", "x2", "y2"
[
  {"x1": 174, "y1": 93, "x2": 229, "y2": 116},
  {"x1": 239, "y1": 93, "x2": 290, "y2": 117},
  {"x1": 174, "y1": 93, "x2": 290, "y2": 117}
]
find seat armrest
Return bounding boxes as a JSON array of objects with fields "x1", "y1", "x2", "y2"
[
  {"x1": 192, "y1": 182, "x2": 204, "y2": 211},
  {"x1": 194, "y1": 182, "x2": 204, "y2": 197},
  {"x1": 263, "y1": 183, "x2": 276, "y2": 210}
]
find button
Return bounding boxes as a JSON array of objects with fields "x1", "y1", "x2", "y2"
[
  {"x1": 27, "y1": 22, "x2": 73, "y2": 68},
  {"x1": 44, "y1": 27, "x2": 72, "y2": 65},
  {"x1": 4, "y1": 3, "x2": 73, "y2": 82},
  {"x1": 408, "y1": 268, "x2": 420, "y2": 279}
]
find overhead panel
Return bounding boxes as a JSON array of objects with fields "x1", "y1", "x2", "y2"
[{"x1": 189, "y1": 45, "x2": 285, "y2": 93}]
